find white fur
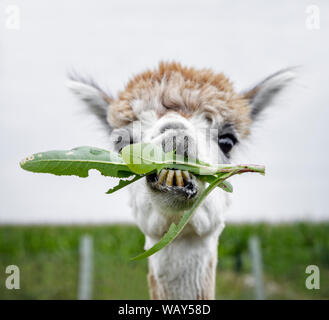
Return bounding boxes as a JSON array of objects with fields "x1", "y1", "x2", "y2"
[
  {"x1": 130, "y1": 178, "x2": 228, "y2": 299},
  {"x1": 128, "y1": 112, "x2": 230, "y2": 299}
]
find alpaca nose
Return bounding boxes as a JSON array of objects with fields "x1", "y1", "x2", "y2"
[{"x1": 160, "y1": 128, "x2": 197, "y2": 159}]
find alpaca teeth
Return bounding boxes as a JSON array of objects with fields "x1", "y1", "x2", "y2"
[
  {"x1": 165, "y1": 170, "x2": 175, "y2": 186},
  {"x1": 158, "y1": 169, "x2": 168, "y2": 184},
  {"x1": 182, "y1": 170, "x2": 191, "y2": 181},
  {"x1": 157, "y1": 169, "x2": 192, "y2": 187},
  {"x1": 175, "y1": 170, "x2": 184, "y2": 187}
]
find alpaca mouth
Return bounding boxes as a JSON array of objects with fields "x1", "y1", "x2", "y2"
[{"x1": 146, "y1": 169, "x2": 199, "y2": 199}]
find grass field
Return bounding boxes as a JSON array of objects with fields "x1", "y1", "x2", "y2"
[{"x1": 0, "y1": 223, "x2": 328, "y2": 299}]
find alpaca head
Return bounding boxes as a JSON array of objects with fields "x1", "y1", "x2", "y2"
[
  {"x1": 68, "y1": 62, "x2": 295, "y2": 299},
  {"x1": 67, "y1": 62, "x2": 295, "y2": 215}
]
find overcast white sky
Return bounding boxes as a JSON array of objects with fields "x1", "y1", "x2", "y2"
[{"x1": 1, "y1": 0, "x2": 328, "y2": 224}]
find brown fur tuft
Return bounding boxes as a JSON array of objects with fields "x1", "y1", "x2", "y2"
[{"x1": 108, "y1": 62, "x2": 252, "y2": 137}]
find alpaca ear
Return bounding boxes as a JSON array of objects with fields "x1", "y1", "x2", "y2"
[
  {"x1": 242, "y1": 67, "x2": 297, "y2": 120},
  {"x1": 66, "y1": 72, "x2": 113, "y2": 132}
]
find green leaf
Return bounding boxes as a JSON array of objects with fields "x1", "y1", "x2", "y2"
[
  {"x1": 121, "y1": 143, "x2": 163, "y2": 174},
  {"x1": 200, "y1": 176, "x2": 233, "y2": 193},
  {"x1": 218, "y1": 180, "x2": 233, "y2": 193},
  {"x1": 121, "y1": 143, "x2": 218, "y2": 176},
  {"x1": 121, "y1": 143, "x2": 265, "y2": 177},
  {"x1": 20, "y1": 146, "x2": 134, "y2": 178},
  {"x1": 20, "y1": 142, "x2": 265, "y2": 260},
  {"x1": 106, "y1": 175, "x2": 144, "y2": 194}
]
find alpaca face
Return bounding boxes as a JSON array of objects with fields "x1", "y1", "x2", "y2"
[
  {"x1": 67, "y1": 62, "x2": 295, "y2": 213},
  {"x1": 109, "y1": 109, "x2": 241, "y2": 210}
]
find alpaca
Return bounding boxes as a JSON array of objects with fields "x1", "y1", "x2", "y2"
[{"x1": 67, "y1": 62, "x2": 294, "y2": 300}]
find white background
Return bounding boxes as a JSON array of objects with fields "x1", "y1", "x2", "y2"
[{"x1": 1, "y1": 0, "x2": 328, "y2": 224}]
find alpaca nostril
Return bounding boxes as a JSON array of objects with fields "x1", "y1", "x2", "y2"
[
  {"x1": 162, "y1": 136, "x2": 177, "y2": 153},
  {"x1": 160, "y1": 122, "x2": 186, "y2": 134},
  {"x1": 161, "y1": 134, "x2": 196, "y2": 159},
  {"x1": 183, "y1": 136, "x2": 190, "y2": 158}
]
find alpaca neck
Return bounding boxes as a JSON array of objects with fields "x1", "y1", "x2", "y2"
[{"x1": 147, "y1": 233, "x2": 219, "y2": 300}]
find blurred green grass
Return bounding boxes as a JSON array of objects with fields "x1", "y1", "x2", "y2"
[{"x1": 0, "y1": 223, "x2": 328, "y2": 299}]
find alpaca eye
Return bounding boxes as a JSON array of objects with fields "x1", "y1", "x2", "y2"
[{"x1": 218, "y1": 134, "x2": 237, "y2": 155}]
